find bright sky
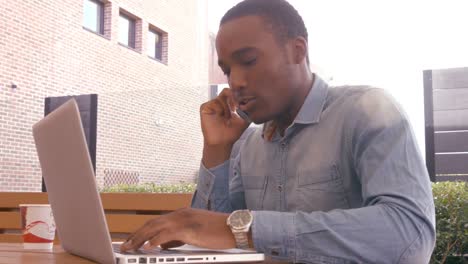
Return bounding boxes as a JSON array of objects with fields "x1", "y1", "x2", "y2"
[{"x1": 207, "y1": 0, "x2": 468, "y2": 154}]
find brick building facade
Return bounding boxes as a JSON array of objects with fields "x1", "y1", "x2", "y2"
[{"x1": 0, "y1": 0, "x2": 210, "y2": 191}]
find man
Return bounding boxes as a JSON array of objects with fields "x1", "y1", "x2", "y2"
[{"x1": 121, "y1": 0, "x2": 436, "y2": 262}]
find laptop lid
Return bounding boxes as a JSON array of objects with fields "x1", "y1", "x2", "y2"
[{"x1": 33, "y1": 99, "x2": 115, "y2": 263}]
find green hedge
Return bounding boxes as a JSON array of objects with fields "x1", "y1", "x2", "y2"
[
  {"x1": 101, "y1": 181, "x2": 467, "y2": 263},
  {"x1": 430, "y1": 181, "x2": 467, "y2": 264},
  {"x1": 100, "y1": 182, "x2": 196, "y2": 193}
]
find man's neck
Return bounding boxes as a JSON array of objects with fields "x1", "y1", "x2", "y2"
[{"x1": 275, "y1": 72, "x2": 315, "y2": 136}]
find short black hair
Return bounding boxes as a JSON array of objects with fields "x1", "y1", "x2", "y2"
[{"x1": 220, "y1": 0, "x2": 308, "y2": 45}]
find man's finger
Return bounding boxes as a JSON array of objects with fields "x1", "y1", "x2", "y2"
[
  {"x1": 227, "y1": 96, "x2": 237, "y2": 113},
  {"x1": 121, "y1": 218, "x2": 162, "y2": 251},
  {"x1": 200, "y1": 99, "x2": 224, "y2": 116},
  {"x1": 200, "y1": 103, "x2": 215, "y2": 115},
  {"x1": 217, "y1": 88, "x2": 235, "y2": 119},
  {"x1": 160, "y1": 240, "x2": 185, "y2": 249},
  {"x1": 214, "y1": 97, "x2": 231, "y2": 120},
  {"x1": 144, "y1": 230, "x2": 174, "y2": 250}
]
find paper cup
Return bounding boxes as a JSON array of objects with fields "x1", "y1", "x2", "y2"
[{"x1": 19, "y1": 204, "x2": 56, "y2": 250}]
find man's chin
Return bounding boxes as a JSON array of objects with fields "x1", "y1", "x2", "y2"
[{"x1": 249, "y1": 114, "x2": 271, "y2": 125}]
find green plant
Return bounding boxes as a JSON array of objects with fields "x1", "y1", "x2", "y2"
[
  {"x1": 100, "y1": 182, "x2": 196, "y2": 193},
  {"x1": 430, "y1": 181, "x2": 468, "y2": 264}
]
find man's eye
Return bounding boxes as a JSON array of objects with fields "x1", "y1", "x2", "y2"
[{"x1": 243, "y1": 58, "x2": 257, "y2": 66}]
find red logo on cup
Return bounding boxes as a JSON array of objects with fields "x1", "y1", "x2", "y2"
[{"x1": 20, "y1": 205, "x2": 56, "y2": 245}]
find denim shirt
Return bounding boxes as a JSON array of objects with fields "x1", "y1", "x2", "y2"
[{"x1": 192, "y1": 76, "x2": 436, "y2": 264}]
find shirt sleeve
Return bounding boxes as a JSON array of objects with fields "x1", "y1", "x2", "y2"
[
  {"x1": 191, "y1": 149, "x2": 247, "y2": 212},
  {"x1": 250, "y1": 89, "x2": 436, "y2": 263}
]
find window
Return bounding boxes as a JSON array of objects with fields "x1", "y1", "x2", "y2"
[
  {"x1": 83, "y1": 0, "x2": 104, "y2": 34},
  {"x1": 148, "y1": 29, "x2": 163, "y2": 61},
  {"x1": 119, "y1": 13, "x2": 136, "y2": 48},
  {"x1": 147, "y1": 25, "x2": 168, "y2": 64}
]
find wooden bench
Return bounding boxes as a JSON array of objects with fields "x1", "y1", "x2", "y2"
[
  {"x1": 424, "y1": 67, "x2": 468, "y2": 182},
  {"x1": 0, "y1": 192, "x2": 192, "y2": 243}
]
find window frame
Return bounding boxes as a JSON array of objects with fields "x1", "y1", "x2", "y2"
[
  {"x1": 119, "y1": 12, "x2": 136, "y2": 49},
  {"x1": 83, "y1": 0, "x2": 105, "y2": 35},
  {"x1": 148, "y1": 28, "x2": 163, "y2": 61}
]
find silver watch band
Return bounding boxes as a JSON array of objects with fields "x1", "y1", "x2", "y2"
[{"x1": 233, "y1": 231, "x2": 249, "y2": 249}]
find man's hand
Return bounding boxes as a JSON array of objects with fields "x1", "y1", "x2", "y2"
[
  {"x1": 120, "y1": 208, "x2": 236, "y2": 252},
  {"x1": 200, "y1": 88, "x2": 250, "y2": 168}
]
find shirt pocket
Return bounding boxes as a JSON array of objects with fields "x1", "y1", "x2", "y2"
[
  {"x1": 242, "y1": 175, "x2": 267, "y2": 210},
  {"x1": 294, "y1": 165, "x2": 349, "y2": 212}
]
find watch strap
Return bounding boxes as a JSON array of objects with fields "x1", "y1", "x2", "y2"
[{"x1": 233, "y1": 231, "x2": 250, "y2": 249}]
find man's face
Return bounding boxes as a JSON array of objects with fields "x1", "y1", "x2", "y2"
[{"x1": 216, "y1": 15, "x2": 299, "y2": 124}]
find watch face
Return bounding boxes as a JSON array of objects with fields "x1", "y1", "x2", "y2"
[{"x1": 230, "y1": 210, "x2": 252, "y2": 228}]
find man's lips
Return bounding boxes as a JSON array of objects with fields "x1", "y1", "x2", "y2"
[{"x1": 238, "y1": 97, "x2": 256, "y2": 112}]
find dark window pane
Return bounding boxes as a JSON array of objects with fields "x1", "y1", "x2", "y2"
[
  {"x1": 155, "y1": 32, "x2": 163, "y2": 60},
  {"x1": 129, "y1": 19, "x2": 135, "y2": 48}
]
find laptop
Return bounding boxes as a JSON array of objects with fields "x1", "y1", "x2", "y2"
[{"x1": 32, "y1": 99, "x2": 265, "y2": 264}]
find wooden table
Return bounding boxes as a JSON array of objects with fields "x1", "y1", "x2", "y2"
[
  {"x1": 0, "y1": 243, "x2": 286, "y2": 263},
  {"x1": 0, "y1": 243, "x2": 94, "y2": 263}
]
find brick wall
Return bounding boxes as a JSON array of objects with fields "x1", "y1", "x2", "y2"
[{"x1": 0, "y1": 0, "x2": 209, "y2": 191}]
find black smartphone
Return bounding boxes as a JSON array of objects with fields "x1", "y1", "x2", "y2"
[{"x1": 236, "y1": 109, "x2": 252, "y2": 123}]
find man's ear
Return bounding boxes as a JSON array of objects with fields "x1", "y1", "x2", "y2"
[{"x1": 292, "y1": 37, "x2": 308, "y2": 64}]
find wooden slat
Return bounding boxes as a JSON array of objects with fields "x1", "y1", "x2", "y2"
[
  {"x1": 0, "y1": 193, "x2": 49, "y2": 208},
  {"x1": 0, "y1": 193, "x2": 192, "y2": 211},
  {"x1": 432, "y1": 67, "x2": 468, "y2": 89},
  {"x1": 434, "y1": 109, "x2": 468, "y2": 131},
  {"x1": 435, "y1": 153, "x2": 468, "y2": 174},
  {"x1": 424, "y1": 70, "x2": 436, "y2": 181},
  {"x1": 0, "y1": 212, "x2": 20, "y2": 229},
  {"x1": 435, "y1": 131, "x2": 468, "y2": 153},
  {"x1": 0, "y1": 211, "x2": 158, "y2": 233},
  {"x1": 433, "y1": 88, "x2": 468, "y2": 111},
  {"x1": 436, "y1": 175, "x2": 468, "y2": 181},
  {"x1": 100, "y1": 193, "x2": 192, "y2": 211}
]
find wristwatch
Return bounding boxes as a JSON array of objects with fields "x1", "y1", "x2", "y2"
[{"x1": 226, "y1": 210, "x2": 253, "y2": 249}]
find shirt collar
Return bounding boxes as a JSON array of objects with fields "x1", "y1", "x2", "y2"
[
  {"x1": 294, "y1": 74, "x2": 329, "y2": 124},
  {"x1": 262, "y1": 74, "x2": 329, "y2": 140}
]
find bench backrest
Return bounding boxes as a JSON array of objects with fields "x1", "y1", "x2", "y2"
[
  {"x1": 424, "y1": 67, "x2": 468, "y2": 182},
  {"x1": 0, "y1": 192, "x2": 192, "y2": 243}
]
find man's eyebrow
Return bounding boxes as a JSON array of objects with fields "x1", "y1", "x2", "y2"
[
  {"x1": 218, "y1": 47, "x2": 257, "y2": 67},
  {"x1": 232, "y1": 47, "x2": 257, "y2": 58}
]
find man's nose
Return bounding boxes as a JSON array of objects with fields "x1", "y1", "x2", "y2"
[{"x1": 228, "y1": 68, "x2": 247, "y2": 91}]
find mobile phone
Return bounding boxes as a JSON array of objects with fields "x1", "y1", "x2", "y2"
[{"x1": 236, "y1": 109, "x2": 252, "y2": 123}]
